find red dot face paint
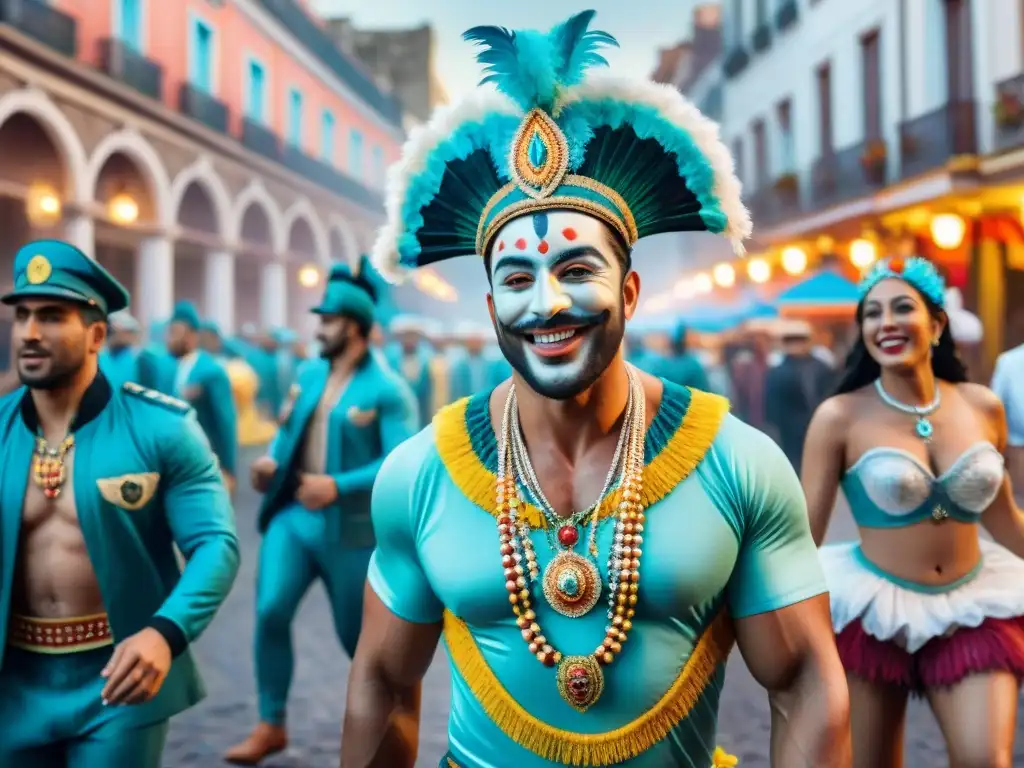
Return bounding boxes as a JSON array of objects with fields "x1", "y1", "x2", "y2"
[
  {"x1": 538, "y1": 240, "x2": 549, "y2": 254},
  {"x1": 562, "y1": 228, "x2": 578, "y2": 241},
  {"x1": 498, "y1": 241, "x2": 505, "y2": 251},
  {"x1": 515, "y1": 238, "x2": 527, "y2": 250}
]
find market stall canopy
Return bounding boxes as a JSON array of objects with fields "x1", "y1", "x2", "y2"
[
  {"x1": 775, "y1": 270, "x2": 859, "y2": 317},
  {"x1": 675, "y1": 291, "x2": 778, "y2": 333}
]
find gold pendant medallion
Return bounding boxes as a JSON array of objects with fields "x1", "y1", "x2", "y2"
[
  {"x1": 542, "y1": 550, "x2": 602, "y2": 618},
  {"x1": 555, "y1": 654, "x2": 604, "y2": 712}
]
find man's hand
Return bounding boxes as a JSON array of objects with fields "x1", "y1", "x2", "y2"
[
  {"x1": 100, "y1": 627, "x2": 173, "y2": 706},
  {"x1": 297, "y1": 473, "x2": 339, "y2": 510},
  {"x1": 222, "y1": 470, "x2": 236, "y2": 495},
  {"x1": 250, "y1": 456, "x2": 277, "y2": 493}
]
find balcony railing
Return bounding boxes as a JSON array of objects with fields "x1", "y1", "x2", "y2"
[
  {"x1": 776, "y1": 0, "x2": 799, "y2": 32},
  {"x1": 723, "y1": 47, "x2": 750, "y2": 78},
  {"x1": 810, "y1": 152, "x2": 841, "y2": 209},
  {"x1": 897, "y1": 101, "x2": 977, "y2": 180},
  {"x1": 178, "y1": 84, "x2": 229, "y2": 134},
  {"x1": 255, "y1": 0, "x2": 402, "y2": 127},
  {"x1": 241, "y1": 118, "x2": 281, "y2": 161},
  {"x1": 281, "y1": 146, "x2": 383, "y2": 212},
  {"x1": 98, "y1": 38, "x2": 162, "y2": 101},
  {"x1": 0, "y1": 0, "x2": 76, "y2": 57},
  {"x1": 752, "y1": 24, "x2": 772, "y2": 53},
  {"x1": 993, "y1": 73, "x2": 1024, "y2": 153},
  {"x1": 746, "y1": 176, "x2": 801, "y2": 228}
]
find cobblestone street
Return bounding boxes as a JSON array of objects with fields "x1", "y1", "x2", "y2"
[{"x1": 166, "y1": 448, "x2": 1024, "y2": 767}]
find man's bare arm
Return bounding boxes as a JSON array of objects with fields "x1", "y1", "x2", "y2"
[
  {"x1": 735, "y1": 594, "x2": 851, "y2": 767},
  {"x1": 341, "y1": 585, "x2": 442, "y2": 768}
]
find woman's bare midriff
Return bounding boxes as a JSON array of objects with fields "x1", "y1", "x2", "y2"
[{"x1": 858, "y1": 519, "x2": 982, "y2": 586}]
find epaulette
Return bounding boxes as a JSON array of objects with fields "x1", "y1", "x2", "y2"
[{"x1": 122, "y1": 381, "x2": 191, "y2": 413}]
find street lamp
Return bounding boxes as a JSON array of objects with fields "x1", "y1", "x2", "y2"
[
  {"x1": 930, "y1": 213, "x2": 966, "y2": 250},
  {"x1": 781, "y1": 246, "x2": 807, "y2": 276},
  {"x1": 747, "y1": 258, "x2": 771, "y2": 283},
  {"x1": 297, "y1": 264, "x2": 320, "y2": 288},
  {"x1": 849, "y1": 238, "x2": 877, "y2": 269},
  {"x1": 25, "y1": 182, "x2": 62, "y2": 227},
  {"x1": 108, "y1": 192, "x2": 139, "y2": 225},
  {"x1": 713, "y1": 263, "x2": 736, "y2": 288}
]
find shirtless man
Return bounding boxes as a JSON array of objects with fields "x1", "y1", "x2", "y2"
[{"x1": 0, "y1": 239, "x2": 240, "y2": 767}]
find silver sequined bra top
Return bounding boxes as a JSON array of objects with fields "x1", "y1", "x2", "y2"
[{"x1": 840, "y1": 442, "x2": 1005, "y2": 528}]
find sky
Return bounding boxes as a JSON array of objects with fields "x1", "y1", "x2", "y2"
[{"x1": 312, "y1": 0, "x2": 698, "y2": 99}]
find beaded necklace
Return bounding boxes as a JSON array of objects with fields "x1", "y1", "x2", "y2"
[
  {"x1": 495, "y1": 366, "x2": 647, "y2": 712},
  {"x1": 33, "y1": 434, "x2": 75, "y2": 499}
]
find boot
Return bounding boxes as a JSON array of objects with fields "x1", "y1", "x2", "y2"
[{"x1": 223, "y1": 722, "x2": 288, "y2": 765}]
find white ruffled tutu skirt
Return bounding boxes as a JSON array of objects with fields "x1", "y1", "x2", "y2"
[{"x1": 821, "y1": 540, "x2": 1024, "y2": 690}]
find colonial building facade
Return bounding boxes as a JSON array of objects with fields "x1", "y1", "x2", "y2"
[{"x1": 0, "y1": 0, "x2": 404, "y2": 337}]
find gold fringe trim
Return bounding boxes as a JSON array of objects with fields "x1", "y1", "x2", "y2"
[
  {"x1": 433, "y1": 388, "x2": 730, "y2": 529},
  {"x1": 443, "y1": 610, "x2": 735, "y2": 766}
]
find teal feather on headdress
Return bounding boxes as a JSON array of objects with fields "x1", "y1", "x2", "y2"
[
  {"x1": 358, "y1": 255, "x2": 398, "y2": 324},
  {"x1": 462, "y1": 9, "x2": 617, "y2": 113}
]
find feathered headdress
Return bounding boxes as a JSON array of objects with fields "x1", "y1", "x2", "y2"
[
  {"x1": 371, "y1": 10, "x2": 750, "y2": 281},
  {"x1": 858, "y1": 256, "x2": 946, "y2": 308}
]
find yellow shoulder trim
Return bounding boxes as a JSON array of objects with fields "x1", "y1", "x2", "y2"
[
  {"x1": 433, "y1": 389, "x2": 729, "y2": 529},
  {"x1": 443, "y1": 610, "x2": 735, "y2": 764}
]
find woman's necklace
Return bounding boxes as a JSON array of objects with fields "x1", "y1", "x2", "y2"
[
  {"x1": 508, "y1": 384, "x2": 633, "y2": 619},
  {"x1": 874, "y1": 378, "x2": 941, "y2": 441},
  {"x1": 33, "y1": 434, "x2": 75, "y2": 499},
  {"x1": 495, "y1": 366, "x2": 647, "y2": 712}
]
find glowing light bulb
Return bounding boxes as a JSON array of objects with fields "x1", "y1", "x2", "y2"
[
  {"x1": 849, "y1": 239, "x2": 877, "y2": 269},
  {"x1": 713, "y1": 263, "x2": 736, "y2": 288},
  {"x1": 298, "y1": 265, "x2": 320, "y2": 287},
  {"x1": 747, "y1": 258, "x2": 771, "y2": 283},
  {"x1": 694, "y1": 273, "x2": 713, "y2": 293},
  {"x1": 929, "y1": 213, "x2": 966, "y2": 250},
  {"x1": 108, "y1": 193, "x2": 139, "y2": 225},
  {"x1": 781, "y1": 246, "x2": 807, "y2": 276}
]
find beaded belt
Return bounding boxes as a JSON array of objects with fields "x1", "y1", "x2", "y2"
[{"x1": 8, "y1": 613, "x2": 113, "y2": 654}]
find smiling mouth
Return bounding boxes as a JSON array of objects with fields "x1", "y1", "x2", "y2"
[
  {"x1": 877, "y1": 336, "x2": 909, "y2": 353},
  {"x1": 523, "y1": 325, "x2": 591, "y2": 358}
]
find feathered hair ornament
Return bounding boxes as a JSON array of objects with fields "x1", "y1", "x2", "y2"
[
  {"x1": 858, "y1": 256, "x2": 947, "y2": 309},
  {"x1": 371, "y1": 10, "x2": 751, "y2": 281}
]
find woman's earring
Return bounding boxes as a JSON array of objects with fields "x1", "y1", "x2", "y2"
[{"x1": 932, "y1": 337, "x2": 940, "y2": 347}]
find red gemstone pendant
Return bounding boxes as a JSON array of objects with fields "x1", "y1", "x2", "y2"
[{"x1": 557, "y1": 525, "x2": 578, "y2": 547}]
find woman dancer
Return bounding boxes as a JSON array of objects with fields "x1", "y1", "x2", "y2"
[{"x1": 802, "y1": 255, "x2": 1024, "y2": 768}]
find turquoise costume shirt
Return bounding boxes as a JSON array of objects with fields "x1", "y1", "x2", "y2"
[
  {"x1": 368, "y1": 382, "x2": 826, "y2": 767},
  {"x1": 174, "y1": 349, "x2": 238, "y2": 477},
  {"x1": 386, "y1": 345, "x2": 433, "y2": 427},
  {"x1": 0, "y1": 374, "x2": 240, "y2": 728},
  {"x1": 260, "y1": 354, "x2": 418, "y2": 547},
  {"x1": 449, "y1": 354, "x2": 512, "y2": 401},
  {"x1": 99, "y1": 345, "x2": 140, "y2": 388}
]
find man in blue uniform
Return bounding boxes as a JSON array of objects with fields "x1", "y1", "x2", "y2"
[
  {"x1": 165, "y1": 301, "x2": 238, "y2": 490},
  {"x1": 0, "y1": 240, "x2": 240, "y2": 767},
  {"x1": 98, "y1": 309, "x2": 142, "y2": 387},
  {"x1": 224, "y1": 261, "x2": 417, "y2": 765}
]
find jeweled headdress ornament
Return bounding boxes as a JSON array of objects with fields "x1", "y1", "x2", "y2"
[
  {"x1": 371, "y1": 10, "x2": 751, "y2": 280},
  {"x1": 858, "y1": 256, "x2": 946, "y2": 309}
]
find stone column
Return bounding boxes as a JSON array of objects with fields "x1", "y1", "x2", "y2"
[
  {"x1": 260, "y1": 261, "x2": 287, "y2": 329},
  {"x1": 138, "y1": 235, "x2": 174, "y2": 329},
  {"x1": 63, "y1": 214, "x2": 95, "y2": 258},
  {"x1": 205, "y1": 250, "x2": 235, "y2": 336}
]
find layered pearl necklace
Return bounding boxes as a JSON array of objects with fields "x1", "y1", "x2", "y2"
[{"x1": 494, "y1": 366, "x2": 647, "y2": 712}]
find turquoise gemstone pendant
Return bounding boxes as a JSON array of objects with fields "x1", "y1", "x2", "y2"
[{"x1": 915, "y1": 418, "x2": 934, "y2": 440}]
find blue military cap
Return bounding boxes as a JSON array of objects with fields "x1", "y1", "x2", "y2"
[
  {"x1": 170, "y1": 301, "x2": 201, "y2": 330},
  {"x1": 199, "y1": 319, "x2": 221, "y2": 336},
  {"x1": 2, "y1": 240, "x2": 129, "y2": 315},
  {"x1": 311, "y1": 261, "x2": 376, "y2": 325}
]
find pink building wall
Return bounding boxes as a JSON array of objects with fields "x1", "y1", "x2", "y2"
[{"x1": 53, "y1": 0, "x2": 400, "y2": 177}]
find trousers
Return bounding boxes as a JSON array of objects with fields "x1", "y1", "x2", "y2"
[
  {"x1": 0, "y1": 645, "x2": 169, "y2": 767},
  {"x1": 255, "y1": 501, "x2": 374, "y2": 725}
]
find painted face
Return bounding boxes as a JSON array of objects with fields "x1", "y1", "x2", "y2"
[
  {"x1": 861, "y1": 278, "x2": 942, "y2": 370},
  {"x1": 488, "y1": 210, "x2": 625, "y2": 399}
]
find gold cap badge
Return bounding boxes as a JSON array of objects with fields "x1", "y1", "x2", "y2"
[{"x1": 26, "y1": 255, "x2": 52, "y2": 285}]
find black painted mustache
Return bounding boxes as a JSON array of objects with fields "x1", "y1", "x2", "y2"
[{"x1": 506, "y1": 309, "x2": 609, "y2": 335}]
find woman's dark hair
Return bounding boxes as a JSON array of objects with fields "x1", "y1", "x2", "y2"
[{"x1": 833, "y1": 288, "x2": 968, "y2": 395}]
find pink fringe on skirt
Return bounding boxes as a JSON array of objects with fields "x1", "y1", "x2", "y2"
[{"x1": 836, "y1": 616, "x2": 1024, "y2": 692}]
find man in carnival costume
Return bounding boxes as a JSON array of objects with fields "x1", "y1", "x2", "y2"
[
  {"x1": 0, "y1": 241, "x2": 239, "y2": 766},
  {"x1": 342, "y1": 12, "x2": 851, "y2": 768},
  {"x1": 226, "y1": 259, "x2": 418, "y2": 765}
]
